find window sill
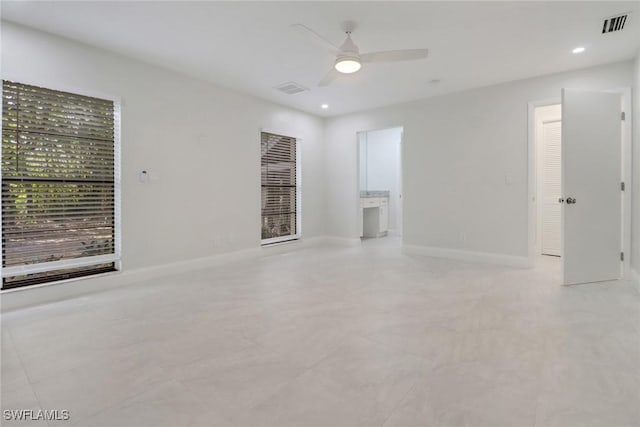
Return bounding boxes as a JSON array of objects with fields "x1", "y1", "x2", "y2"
[
  {"x1": 261, "y1": 235, "x2": 301, "y2": 246},
  {"x1": 0, "y1": 268, "x2": 122, "y2": 294}
]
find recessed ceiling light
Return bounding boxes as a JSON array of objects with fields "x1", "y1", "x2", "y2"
[
  {"x1": 321, "y1": 104, "x2": 329, "y2": 109},
  {"x1": 572, "y1": 46, "x2": 585, "y2": 54}
]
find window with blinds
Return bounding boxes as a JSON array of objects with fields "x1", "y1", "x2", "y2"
[
  {"x1": 1, "y1": 81, "x2": 119, "y2": 289},
  {"x1": 261, "y1": 132, "x2": 299, "y2": 243}
]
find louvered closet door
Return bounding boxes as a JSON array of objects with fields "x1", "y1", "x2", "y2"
[
  {"x1": 541, "y1": 120, "x2": 561, "y2": 256},
  {"x1": 261, "y1": 132, "x2": 297, "y2": 242},
  {"x1": 2, "y1": 81, "x2": 117, "y2": 288}
]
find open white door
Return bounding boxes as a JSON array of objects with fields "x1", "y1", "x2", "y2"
[{"x1": 561, "y1": 89, "x2": 622, "y2": 285}]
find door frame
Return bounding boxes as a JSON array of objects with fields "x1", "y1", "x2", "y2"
[{"x1": 527, "y1": 88, "x2": 632, "y2": 279}]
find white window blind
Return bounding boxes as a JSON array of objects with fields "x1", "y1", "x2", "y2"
[
  {"x1": 1, "y1": 81, "x2": 120, "y2": 289},
  {"x1": 261, "y1": 132, "x2": 298, "y2": 243}
]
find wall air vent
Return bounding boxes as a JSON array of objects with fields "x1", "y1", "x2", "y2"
[
  {"x1": 273, "y1": 81, "x2": 309, "y2": 95},
  {"x1": 602, "y1": 13, "x2": 629, "y2": 34}
]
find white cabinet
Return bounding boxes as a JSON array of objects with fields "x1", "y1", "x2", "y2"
[
  {"x1": 379, "y1": 205, "x2": 388, "y2": 233},
  {"x1": 360, "y1": 196, "x2": 389, "y2": 238}
]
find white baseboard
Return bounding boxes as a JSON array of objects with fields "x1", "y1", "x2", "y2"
[
  {"x1": 402, "y1": 244, "x2": 530, "y2": 268},
  {"x1": 0, "y1": 236, "x2": 328, "y2": 312},
  {"x1": 631, "y1": 268, "x2": 640, "y2": 294}
]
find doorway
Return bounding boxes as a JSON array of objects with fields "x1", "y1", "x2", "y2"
[
  {"x1": 357, "y1": 127, "x2": 403, "y2": 239},
  {"x1": 534, "y1": 104, "x2": 562, "y2": 257},
  {"x1": 528, "y1": 88, "x2": 632, "y2": 285}
]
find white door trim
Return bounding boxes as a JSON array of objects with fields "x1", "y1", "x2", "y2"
[
  {"x1": 605, "y1": 88, "x2": 632, "y2": 281},
  {"x1": 527, "y1": 88, "x2": 632, "y2": 279}
]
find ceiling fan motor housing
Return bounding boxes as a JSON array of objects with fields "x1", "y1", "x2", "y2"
[
  {"x1": 335, "y1": 33, "x2": 362, "y2": 73},
  {"x1": 339, "y1": 33, "x2": 360, "y2": 55}
]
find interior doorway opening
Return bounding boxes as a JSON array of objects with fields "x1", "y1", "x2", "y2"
[
  {"x1": 534, "y1": 104, "x2": 562, "y2": 258},
  {"x1": 357, "y1": 127, "x2": 403, "y2": 240},
  {"x1": 528, "y1": 88, "x2": 631, "y2": 285}
]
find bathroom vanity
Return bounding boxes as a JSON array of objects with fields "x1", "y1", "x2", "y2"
[{"x1": 360, "y1": 191, "x2": 389, "y2": 238}]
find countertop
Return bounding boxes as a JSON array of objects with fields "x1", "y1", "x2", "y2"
[{"x1": 360, "y1": 191, "x2": 390, "y2": 198}]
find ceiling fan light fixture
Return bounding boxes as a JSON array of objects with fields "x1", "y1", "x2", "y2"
[{"x1": 335, "y1": 57, "x2": 361, "y2": 74}]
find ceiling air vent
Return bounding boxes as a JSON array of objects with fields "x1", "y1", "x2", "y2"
[
  {"x1": 273, "y1": 81, "x2": 309, "y2": 95},
  {"x1": 602, "y1": 13, "x2": 629, "y2": 34}
]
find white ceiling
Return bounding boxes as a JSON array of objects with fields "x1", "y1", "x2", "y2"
[{"x1": 2, "y1": 1, "x2": 639, "y2": 117}]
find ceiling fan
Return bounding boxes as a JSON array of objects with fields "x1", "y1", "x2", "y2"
[{"x1": 292, "y1": 22, "x2": 429, "y2": 87}]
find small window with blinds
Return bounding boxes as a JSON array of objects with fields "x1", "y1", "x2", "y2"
[
  {"x1": 261, "y1": 132, "x2": 299, "y2": 244},
  {"x1": 1, "y1": 81, "x2": 120, "y2": 289}
]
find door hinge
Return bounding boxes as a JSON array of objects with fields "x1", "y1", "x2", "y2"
[
  {"x1": 621, "y1": 111, "x2": 625, "y2": 121},
  {"x1": 621, "y1": 252, "x2": 624, "y2": 261},
  {"x1": 621, "y1": 182, "x2": 625, "y2": 191}
]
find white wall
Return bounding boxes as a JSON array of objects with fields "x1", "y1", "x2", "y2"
[
  {"x1": 360, "y1": 127, "x2": 402, "y2": 232},
  {"x1": 632, "y1": 51, "x2": 640, "y2": 283},
  {"x1": 325, "y1": 61, "x2": 634, "y2": 259},
  {"x1": 1, "y1": 22, "x2": 325, "y2": 275}
]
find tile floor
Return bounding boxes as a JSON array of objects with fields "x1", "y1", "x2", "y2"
[{"x1": 1, "y1": 238, "x2": 639, "y2": 426}]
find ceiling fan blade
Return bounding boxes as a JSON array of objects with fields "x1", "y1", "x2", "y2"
[
  {"x1": 360, "y1": 49, "x2": 429, "y2": 63},
  {"x1": 291, "y1": 24, "x2": 341, "y2": 55},
  {"x1": 318, "y1": 68, "x2": 339, "y2": 87}
]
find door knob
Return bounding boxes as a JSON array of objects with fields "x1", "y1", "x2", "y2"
[
  {"x1": 566, "y1": 197, "x2": 576, "y2": 204},
  {"x1": 558, "y1": 198, "x2": 565, "y2": 204}
]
